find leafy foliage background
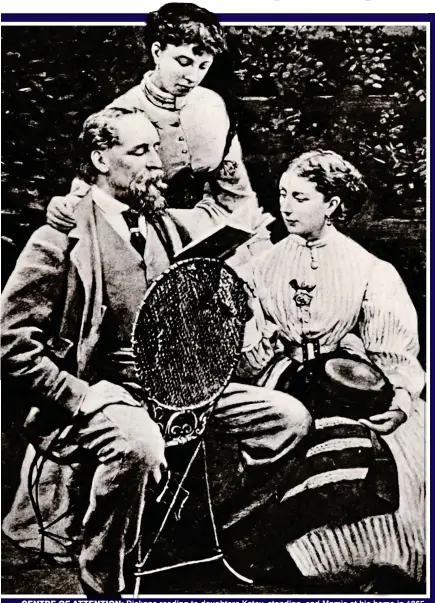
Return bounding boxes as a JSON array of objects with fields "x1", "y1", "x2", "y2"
[{"x1": 227, "y1": 25, "x2": 426, "y2": 220}]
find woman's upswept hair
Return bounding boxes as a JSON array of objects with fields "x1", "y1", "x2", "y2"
[
  {"x1": 286, "y1": 150, "x2": 368, "y2": 224},
  {"x1": 77, "y1": 106, "x2": 146, "y2": 183},
  {"x1": 144, "y1": 2, "x2": 227, "y2": 56}
]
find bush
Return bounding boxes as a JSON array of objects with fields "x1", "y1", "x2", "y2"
[{"x1": 226, "y1": 25, "x2": 426, "y2": 220}]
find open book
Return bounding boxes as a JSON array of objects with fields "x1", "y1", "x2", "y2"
[{"x1": 172, "y1": 215, "x2": 275, "y2": 263}]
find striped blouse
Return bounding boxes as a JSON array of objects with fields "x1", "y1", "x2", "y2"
[{"x1": 238, "y1": 225, "x2": 425, "y2": 404}]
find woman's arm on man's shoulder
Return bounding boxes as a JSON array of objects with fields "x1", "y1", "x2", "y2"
[{"x1": 46, "y1": 177, "x2": 90, "y2": 232}]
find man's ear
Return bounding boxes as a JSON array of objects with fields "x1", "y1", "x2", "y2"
[
  {"x1": 326, "y1": 195, "x2": 341, "y2": 218},
  {"x1": 91, "y1": 150, "x2": 109, "y2": 175},
  {"x1": 151, "y1": 42, "x2": 162, "y2": 63}
]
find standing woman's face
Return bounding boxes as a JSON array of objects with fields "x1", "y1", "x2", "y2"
[{"x1": 151, "y1": 42, "x2": 214, "y2": 96}]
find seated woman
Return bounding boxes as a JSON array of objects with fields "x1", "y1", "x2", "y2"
[
  {"x1": 46, "y1": 2, "x2": 271, "y2": 257},
  {"x1": 234, "y1": 150, "x2": 425, "y2": 586}
]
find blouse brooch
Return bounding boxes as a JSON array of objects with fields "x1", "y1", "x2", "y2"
[{"x1": 289, "y1": 279, "x2": 316, "y2": 307}]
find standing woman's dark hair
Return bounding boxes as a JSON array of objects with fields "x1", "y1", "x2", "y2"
[{"x1": 144, "y1": 2, "x2": 227, "y2": 55}]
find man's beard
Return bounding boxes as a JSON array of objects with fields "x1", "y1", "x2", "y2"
[{"x1": 128, "y1": 168, "x2": 168, "y2": 220}]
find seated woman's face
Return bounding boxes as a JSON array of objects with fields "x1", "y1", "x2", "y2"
[
  {"x1": 153, "y1": 43, "x2": 214, "y2": 96},
  {"x1": 279, "y1": 170, "x2": 329, "y2": 239}
]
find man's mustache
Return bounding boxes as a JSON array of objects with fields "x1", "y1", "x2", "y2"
[{"x1": 132, "y1": 168, "x2": 166, "y2": 189}]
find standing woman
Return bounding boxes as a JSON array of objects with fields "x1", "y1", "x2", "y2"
[
  {"x1": 47, "y1": 2, "x2": 271, "y2": 247},
  {"x1": 237, "y1": 150, "x2": 425, "y2": 587}
]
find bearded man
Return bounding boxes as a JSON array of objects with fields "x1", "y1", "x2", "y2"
[{"x1": 1, "y1": 106, "x2": 311, "y2": 596}]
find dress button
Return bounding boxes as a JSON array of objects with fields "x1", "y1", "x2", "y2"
[
  {"x1": 179, "y1": 136, "x2": 185, "y2": 141},
  {"x1": 182, "y1": 149, "x2": 188, "y2": 154}
]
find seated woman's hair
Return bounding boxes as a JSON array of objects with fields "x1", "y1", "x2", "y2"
[
  {"x1": 77, "y1": 106, "x2": 147, "y2": 183},
  {"x1": 144, "y1": 2, "x2": 227, "y2": 56},
  {"x1": 286, "y1": 150, "x2": 368, "y2": 224}
]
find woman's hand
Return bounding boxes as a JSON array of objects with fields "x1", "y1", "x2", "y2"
[
  {"x1": 359, "y1": 410, "x2": 406, "y2": 435},
  {"x1": 47, "y1": 194, "x2": 79, "y2": 232},
  {"x1": 359, "y1": 389, "x2": 410, "y2": 435}
]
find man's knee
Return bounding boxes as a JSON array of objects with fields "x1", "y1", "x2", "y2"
[{"x1": 270, "y1": 390, "x2": 312, "y2": 440}]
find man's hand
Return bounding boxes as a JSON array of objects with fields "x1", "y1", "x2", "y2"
[
  {"x1": 95, "y1": 406, "x2": 168, "y2": 483},
  {"x1": 359, "y1": 388, "x2": 409, "y2": 435},
  {"x1": 77, "y1": 381, "x2": 167, "y2": 481},
  {"x1": 47, "y1": 194, "x2": 79, "y2": 232},
  {"x1": 136, "y1": 418, "x2": 168, "y2": 485},
  {"x1": 79, "y1": 380, "x2": 143, "y2": 417}
]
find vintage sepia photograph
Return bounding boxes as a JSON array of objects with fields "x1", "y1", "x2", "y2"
[{"x1": 1, "y1": 3, "x2": 427, "y2": 597}]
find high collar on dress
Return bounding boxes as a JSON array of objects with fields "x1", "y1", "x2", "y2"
[
  {"x1": 141, "y1": 71, "x2": 189, "y2": 111},
  {"x1": 289, "y1": 225, "x2": 338, "y2": 249}
]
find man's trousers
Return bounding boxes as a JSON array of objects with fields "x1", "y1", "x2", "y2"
[{"x1": 3, "y1": 382, "x2": 311, "y2": 594}]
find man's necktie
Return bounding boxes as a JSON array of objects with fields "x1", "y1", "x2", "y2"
[{"x1": 124, "y1": 209, "x2": 146, "y2": 258}]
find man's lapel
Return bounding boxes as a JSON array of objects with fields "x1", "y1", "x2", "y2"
[
  {"x1": 94, "y1": 207, "x2": 148, "y2": 319},
  {"x1": 68, "y1": 192, "x2": 104, "y2": 376}
]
